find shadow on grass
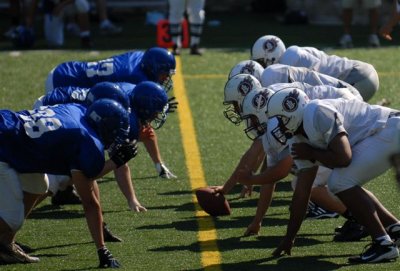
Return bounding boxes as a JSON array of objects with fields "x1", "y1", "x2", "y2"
[
  {"x1": 186, "y1": 254, "x2": 349, "y2": 271},
  {"x1": 28, "y1": 205, "x2": 84, "y2": 220}
]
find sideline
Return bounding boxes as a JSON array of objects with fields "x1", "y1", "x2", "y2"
[{"x1": 173, "y1": 57, "x2": 222, "y2": 270}]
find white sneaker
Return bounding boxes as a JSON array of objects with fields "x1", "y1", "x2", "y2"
[
  {"x1": 368, "y1": 34, "x2": 380, "y2": 47},
  {"x1": 339, "y1": 34, "x2": 353, "y2": 48},
  {"x1": 155, "y1": 163, "x2": 177, "y2": 179}
]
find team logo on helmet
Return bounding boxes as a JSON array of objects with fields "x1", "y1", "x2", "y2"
[
  {"x1": 263, "y1": 38, "x2": 279, "y2": 52},
  {"x1": 240, "y1": 62, "x2": 255, "y2": 75},
  {"x1": 252, "y1": 91, "x2": 270, "y2": 109},
  {"x1": 282, "y1": 89, "x2": 300, "y2": 112},
  {"x1": 237, "y1": 76, "x2": 255, "y2": 96}
]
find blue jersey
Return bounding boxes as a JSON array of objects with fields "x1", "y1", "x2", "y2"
[
  {"x1": 0, "y1": 104, "x2": 105, "y2": 178},
  {"x1": 40, "y1": 82, "x2": 140, "y2": 141},
  {"x1": 52, "y1": 51, "x2": 149, "y2": 88}
]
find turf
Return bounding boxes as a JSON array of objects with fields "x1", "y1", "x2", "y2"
[{"x1": 0, "y1": 8, "x2": 400, "y2": 271}]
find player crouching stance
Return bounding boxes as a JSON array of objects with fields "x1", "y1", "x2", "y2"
[
  {"x1": 0, "y1": 99, "x2": 137, "y2": 268},
  {"x1": 265, "y1": 88, "x2": 400, "y2": 263}
]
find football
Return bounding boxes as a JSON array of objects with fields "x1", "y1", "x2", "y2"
[{"x1": 195, "y1": 187, "x2": 231, "y2": 216}]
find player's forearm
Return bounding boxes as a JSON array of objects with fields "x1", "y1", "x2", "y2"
[
  {"x1": 285, "y1": 168, "x2": 316, "y2": 241},
  {"x1": 113, "y1": 164, "x2": 138, "y2": 204},
  {"x1": 253, "y1": 184, "x2": 276, "y2": 223}
]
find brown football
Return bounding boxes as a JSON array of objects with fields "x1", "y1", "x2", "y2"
[{"x1": 195, "y1": 187, "x2": 231, "y2": 216}]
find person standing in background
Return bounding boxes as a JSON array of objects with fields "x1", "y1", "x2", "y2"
[
  {"x1": 338, "y1": 0, "x2": 381, "y2": 48},
  {"x1": 168, "y1": 0, "x2": 205, "y2": 55},
  {"x1": 379, "y1": 0, "x2": 400, "y2": 41}
]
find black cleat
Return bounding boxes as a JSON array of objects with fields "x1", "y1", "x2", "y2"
[
  {"x1": 51, "y1": 185, "x2": 81, "y2": 206},
  {"x1": 334, "y1": 220, "x2": 369, "y2": 242}
]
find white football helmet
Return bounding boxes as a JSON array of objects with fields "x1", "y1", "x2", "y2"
[
  {"x1": 266, "y1": 88, "x2": 309, "y2": 137},
  {"x1": 228, "y1": 60, "x2": 264, "y2": 81},
  {"x1": 241, "y1": 87, "x2": 275, "y2": 140},
  {"x1": 223, "y1": 74, "x2": 262, "y2": 125},
  {"x1": 251, "y1": 35, "x2": 286, "y2": 68}
]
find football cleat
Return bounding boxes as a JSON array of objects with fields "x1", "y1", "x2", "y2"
[
  {"x1": 51, "y1": 185, "x2": 81, "y2": 205},
  {"x1": 305, "y1": 201, "x2": 339, "y2": 220},
  {"x1": 348, "y1": 240, "x2": 399, "y2": 263},
  {"x1": 333, "y1": 220, "x2": 369, "y2": 242}
]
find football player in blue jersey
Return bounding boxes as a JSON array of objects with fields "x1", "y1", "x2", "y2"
[
  {"x1": 35, "y1": 81, "x2": 173, "y2": 215},
  {"x1": 44, "y1": 47, "x2": 177, "y2": 182},
  {"x1": 0, "y1": 99, "x2": 136, "y2": 267}
]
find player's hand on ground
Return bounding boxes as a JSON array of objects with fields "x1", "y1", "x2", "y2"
[
  {"x1": 243, "y1": 221, "x2": 261, "y2": 237},
  {"x1": 97, "y1": 247, "x2": 121, "y2": 268},
  {"x1": 129, "y1": 200, "x2": 147, "y2": 212},
  {"x1": 239, "y1": 185, "x2": 253, "y2": 198},
  {"x1": 272, "y1": 236, "x2": 294, "y2": 257}
]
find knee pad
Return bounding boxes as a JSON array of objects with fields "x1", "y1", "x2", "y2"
[{"x1": 75, "y1": 0, "x2": 90, "y2": 13}]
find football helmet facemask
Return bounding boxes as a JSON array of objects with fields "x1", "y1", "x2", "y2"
[
  {"x1": 129, "y1": 81, "x2": 168, "y2": 129},
  {"x1": 266, "y1": 87, "x2": 309, "y2": 138},
  {"x1": 241, "y1": 87, "x2": 275, "y2": 140},
  {"x1": 141, "y1": 47, "x2": 176, "y2": 92},
  {"x1": 223, "y1": 74, "x2": 262, "y2": 125}
]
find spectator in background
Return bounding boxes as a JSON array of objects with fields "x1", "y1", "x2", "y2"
[
  {"x1": 26, "y1": 0, "x2": 93, "y2": 48},
  {"x1": 3, "y1": 0, "x2": 24, "y2": 38},
  {"x1": 338, "y1": 0, "x2": 381, "y2": 48},
  {"x1": 95, "y1": 0, "x2": 123, "y2": 35},
  {"x1": 379, "y1": 0, "x2": 400, "y2": 41},
  {"x1": 168, "y1": 0, "x2": 205, "y2": 55}
]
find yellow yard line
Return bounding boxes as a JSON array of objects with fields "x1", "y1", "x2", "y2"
[{"x1": 174, "y1": 57, "x2": 222, "y2": 271}]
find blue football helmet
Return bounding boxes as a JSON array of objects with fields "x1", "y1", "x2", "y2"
[
  {"x1": 129, "y1": 81, "x2": 168, "y2": 129},
  {"x1": 10, "y1": 26, "x2": 35, "y2": 49},
  {"x1": 140, "y1": 47, "x2": 176, "y2": 92},
  {"x1": 85, "y1": 98, "x2": 130, "y2": 148},
  {"x1": 85, "y1": 82, "x2": 130, "y2": 110}
]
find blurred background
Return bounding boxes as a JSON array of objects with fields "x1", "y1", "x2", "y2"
[{"x1": 0, "y1": 0, "x2": 398, "y2": 50}]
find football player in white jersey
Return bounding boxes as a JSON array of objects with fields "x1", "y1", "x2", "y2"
[
  {"x1": 251, "y1": 35, "x2": 379, "y2": 101},
  {"x1": 215, "y1": 79, "x2": 363, "y2": 236},
  {"x1": 265, "y1": 88, "x2": 400, "y2": 263}
]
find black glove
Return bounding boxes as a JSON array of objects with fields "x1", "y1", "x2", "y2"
[
  {"x1": 110, "y1": 141, "x2": 138, "y2": 168},
  {"x1": 97, "y1": 247, "x2": 121, "y2": 268},
  {"x1": 166, "y1": 96, "x2": 178, "y2": 113}
]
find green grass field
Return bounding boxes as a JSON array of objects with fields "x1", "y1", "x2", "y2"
[{"x1": 0, "y1": 9, "x2": 400, "y2": 271}]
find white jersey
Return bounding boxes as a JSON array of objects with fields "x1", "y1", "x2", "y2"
[
  {"x1": 261, "y1": 82, "x2": 361, "y2": 167},
  {"x1": 279, "y1": 46, "x2": 354, "y2": 81},
  {"x1": 261, "y1": 64, "x2": 362, "y2": 101},
  {"x1": 293, "y1": 98, "x2": 394, "y2": 170}
]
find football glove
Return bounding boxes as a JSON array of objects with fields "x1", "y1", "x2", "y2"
[
  {"x1": 166, "y1": 96, "x2": 178, "y2": 113},
  {"x1": 110, "y1": 141, "x2": 138, "y2": 168},
  {"x1": 155, "y1": 163, "x2": 177, "y2": 179},
  {"x1": 97, "y1": 247, "x2": 121, "y2": 268}
]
